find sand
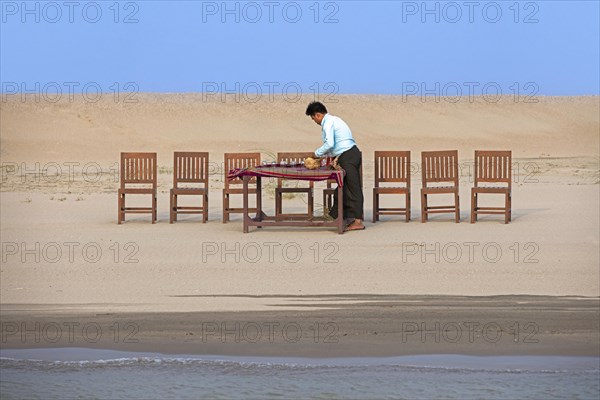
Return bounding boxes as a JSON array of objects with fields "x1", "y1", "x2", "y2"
[
  {"x1": 1, "y1": 296, "x2": 599, "y2": 357},
  {"x1": 1, "y1": 94, "x2": 598, "y2": 356}
]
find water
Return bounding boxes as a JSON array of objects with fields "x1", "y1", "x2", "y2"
[{"x1": 1, "y1": 349, "x2": 599, "y2": 400}]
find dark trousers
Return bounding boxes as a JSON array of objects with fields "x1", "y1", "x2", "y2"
[{"x1": 329, "y1": 145, "x2": 364, "y2": 220}]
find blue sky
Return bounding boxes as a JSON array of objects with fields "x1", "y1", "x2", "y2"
[{"x1": 1, "y1": 1, "x2": 599, "y2": 95}]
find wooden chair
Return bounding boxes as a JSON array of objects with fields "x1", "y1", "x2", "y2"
[
  {"x1": 275, "y1": 152, "x2": 314, "y2": 220},
  {"x1": 372, "y1": 151, "x2": 411, "y2": 222},
  {"x1": 421, "y1": 150, "x2": 460, "y2": 223},
  {"x1": 323, "y1": 178, "x2": 336, "y2": 215},
  {"x1": 118, "y1": 152, "x2": 157, "y2": 224},
  {"x1": 223, "y1": 152, "x2": 260, "y2": 223},
  {"x1": 170, "y1": 152, "x2": 209, "y2": 223},
  {"x1": 471, "y1": 150, "x2": 512, "y2": 224}
]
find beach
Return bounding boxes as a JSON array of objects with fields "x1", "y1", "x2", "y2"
[{"x1": 1, "y1": 94, "x2": 599, "y2": 360}]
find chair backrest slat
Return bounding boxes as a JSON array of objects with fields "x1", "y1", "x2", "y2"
[
  {"x1": 374, "y1": 151, "x2": 411, "y2": 185},
  {"x1": 277, "y1": 152, "x2": 314, "y2": 188},
  {"x1": 474, "y1": 150, "x2": 511, "y2": 187},
  {"x1": 224, "y1": 152, "x2": 261, "y2": 188},
  {"x1": 421, "y1": 150, "x2": 459, "y2": 187},
  {"x1": 120, "y1": 152, "x2": 157, "y2": 189},
  {"x1": 173, "y1": 152, "x2": 209, "y2": 187}
]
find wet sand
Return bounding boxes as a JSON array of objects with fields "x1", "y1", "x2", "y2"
[{"x1": 2, "y1": 295, "x2": 598, "y2": 358}]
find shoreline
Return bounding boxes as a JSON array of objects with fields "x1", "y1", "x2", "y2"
[
  {"x1": 2, "y1": 295, "x2": 598, "y2": 358},
  {"x1": 2, "y1": 349, "x2": 599, "y2": 373}
]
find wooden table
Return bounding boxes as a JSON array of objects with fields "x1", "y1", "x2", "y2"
[{"x1": 228, "y1": 165, "x2": 345, "y2": 234}]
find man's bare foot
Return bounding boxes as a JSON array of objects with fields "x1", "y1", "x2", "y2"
[{"x1": 344, "y1": 218, "x2": 365, "y2": 232}]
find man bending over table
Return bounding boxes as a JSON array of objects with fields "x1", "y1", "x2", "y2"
[{"x1": 305, "y1": 101, "x2": 365, "y2": 232}]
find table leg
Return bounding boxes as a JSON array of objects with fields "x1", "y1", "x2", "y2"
[
  {"x1": 243, "y1": 176, "x2": 249, "y2": 233},
  {"x1": 256, "y1": 177, "x2": 262, "y2": 215},
  {"x1": 337, "y1": 184, "x2": 344, "y2": 234},
  {"x1": 256, "y1": 176, "x2": 263, "y2": 227}
]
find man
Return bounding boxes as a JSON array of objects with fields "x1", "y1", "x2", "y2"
[{"x1": 305, "y1": 101, "x2": 365, "y2": 232}]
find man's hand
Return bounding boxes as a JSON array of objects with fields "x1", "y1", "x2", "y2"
[{"x1": 332, "y1": 156, "x2": 340, "y2": 170}]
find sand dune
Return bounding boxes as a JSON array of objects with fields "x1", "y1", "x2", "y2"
[{"x1": 1, "y1": 95, "x2": 598, "y2": 166}]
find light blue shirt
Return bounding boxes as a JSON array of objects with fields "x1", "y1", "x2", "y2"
[{"x1": 315, "y1": 114, "x2": 356, "y2": 157}]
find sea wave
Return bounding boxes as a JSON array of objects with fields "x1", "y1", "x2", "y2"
[{"x1": 2, "y1": 354, "x2": 599, "y2": 375}]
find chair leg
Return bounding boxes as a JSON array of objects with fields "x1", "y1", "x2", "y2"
[
  {"x1": 308, "y1": 190, "x2": 314, "y2": 217},
  {"x1": 255, "y1": 190, "x2": 262, "y2": 228},
  {"x1": 152, "y1": 194, "x2": 157, "y2": 223},
  {"x1": 122, "y1": 193, "x2": 126, "y2": 223},
  {"x1": 406, "y1": 192, "x2": 411, "y2": 222},
  {"x1": 173, "y1": 193, "x2": 178, "y2": 222},
  {"x1": 372, "y1": 190, "x2": 378, "y2": 223},
  {"x1": 327, "y1": 192, "x2": 333, "y2": 213},
  {"x1": 421, "y1": 192, "x2": 427, "y2": 223},
  {"x1": 275, "y1": 191, "x2": 282, "y2": 217},
  {"x1": 118, "y1": 193, "x2": 123, "y2": 224},
  {"x1": 505, "y1": 192, "x2": 510, "y2": 224},
  {"x1": 508, "y1": 193, "x2": 512, "y2": 222},
  {"x1": 170, "y1": 192, "x2": 175, "y2": 224},
  {"x1": 223, "y1": 193, "x2": 228, "y2": 223},
  {"x1": 455, "y1": 192, "x2": 460, "y2": 223},
  {"x1": 470, "y1": 191, "x2": 476, "y2": 224},
  {"x1": 474, "y1": 192, "x2": 478, "y2": 222},
  {"x1": 324, "y1": 191, "x2": 334, "y2": 216},
  {"x1": 203, "y1": 194, "x2": 208, "y2": 223}
]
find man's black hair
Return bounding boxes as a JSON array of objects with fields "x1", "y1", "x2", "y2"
[{"x1": 305, "y1": 101, "x2": 328, "y2": 116}]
